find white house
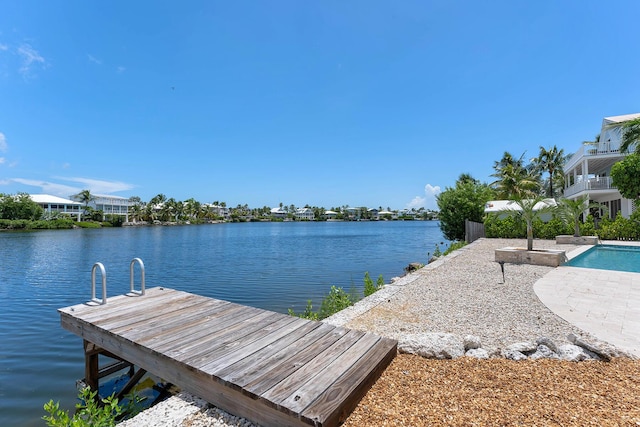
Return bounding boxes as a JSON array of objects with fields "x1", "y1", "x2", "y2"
[
  {"x1": 270, "y1": 207, "x2": 287, "y2": 219},
  {"x1": 30, "y1": 194, "x2": 82, "y2": 221},
  {"x1": 367, "y1": 208, "x2": 380, "y2": 220},
  {"x1": 563, "y1": 113, "x2": 640, "y2": 219},
  {"x1": 344, "y1": 207, "x2": 361, "y2": 220},
  {"x1": 325, "y1": 210, "x2": 339, "y2": 220},
  {"x1": 90, "y1": 194, "x2": 134, "y2": 221},
  {"x1": 378, "y1": 210, "x2": 397, "y2": 220},
  {"x1": 295, "y1": 207, "x2": 315, "y2": 221},
  {"x1": 205, "y1": 204, "x2": 230, "y2": 220}
]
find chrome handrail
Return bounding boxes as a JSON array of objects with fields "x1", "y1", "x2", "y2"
[
  {"x1": 129, "y1": 258, "x2": 145, "y2": 295},
  {"x1": 91, "y1": 262, "x2": 107, "y2": 305}
]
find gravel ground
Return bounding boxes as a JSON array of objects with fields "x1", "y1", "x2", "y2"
[
  {"x1": 119, "y1": 238, "x2": 640, "y2": 426},
  {"x1": 326, "y1": 238, "x2": 592, "y2": 352}
]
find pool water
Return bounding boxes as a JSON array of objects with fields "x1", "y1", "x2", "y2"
[{"x1": 565, "y1": 244, "x2": 640, "y2": 273}]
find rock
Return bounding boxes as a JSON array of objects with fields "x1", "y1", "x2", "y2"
[
  {"x1": 506, "y1": 342, "x2": 537, "y2": 354},
  {"x1": 463, "y1": 335, "x2": 482, "y2": 351},
  {"x1": 398, "y1": 333, "x2": 465, "y2": 359},
  {"x1": 502, "y1": 349, "x2": 528, "y2": 361},
  {"x1": 557, "y1": 344, "x2": 599, "y2": 362},
  {"x1": 404, "y1": 262, "x2": 423, "y2": 273},
  {"x1": 529, "y1": 344, "x2": 560, "y2": 360},
  {"x1": 465, "y1": 348, "x2": 489, "y2": 359},
  {"x1": 568, "y1": 334, "x2": 617, "y2": 361},
  {"x1": 536, "y1": 337, "x2": 559, "y2": 354}
]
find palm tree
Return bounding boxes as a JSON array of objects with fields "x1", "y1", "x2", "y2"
[
  {"x1": 129, "y1": 204, "x2": 143, "y2": 223},
  {"x1": 618, "y1": 117, "x2": 640, "y2": 154},
  {"x1": 491, "y1": 152, "x2": 540, "y2": 199},
  {"x1": 72, "y1": 189, "x2": 94, "y2": 218},
  {"x1": 557, "y1": 195, "x2": 607, "y2": 237},
  {"x1": 533, "y1": 145, "x2": 565, "y2": 198},
  {"x1": 502, "y1": 196, "x2": 556, "y2": 251}
]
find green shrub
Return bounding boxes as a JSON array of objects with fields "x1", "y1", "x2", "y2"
[
  {"x1": 580, "y1": 215, "x2": 596, "y2": 237},
  {"x1": 484, "y1": 214, "x2": 572, "y2": 239},
  {"x1": 290, "y1": 272, "x2": 386, "y2": 320},
  {"x1": 104, "y1": 215, "x2": 124, "y2": 227},
  {"x1": 597, "y1": 212, "x2": 640, "y2": 240},
  {"x1": 287, "y1": 300, "x2": 319, "y2": 321},
  {"x1": 484, "y1": 214, "x2": 526, "y2": 238},
  {"x1": 319, "y1": 286, "x2": 353, "y2": 319},
  {"x1": 363, "y1": 272, "x2": 384, "y2": 297},
  {"x1": 534, "y1": 217, "x2": 572, "y2": 240},
  {"x1": 43, "y1": 387, "x2": 122, "y2": 427},
  {"x1": 443, "y1": 241, "x2": 467, "y2": 256}
]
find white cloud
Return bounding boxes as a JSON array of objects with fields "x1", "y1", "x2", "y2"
[
  {"x1": 0, "y1": 157, "x2": 5, "y2": 164},
  {"x1": 10, "y1": 176, "x2": 135, "y2": 198},
  {"x1": 425, "y1": 184, "x2": 441, "y2": 196},
  {"x1": 17, "y1": 43, "x2": 47, "y2": 77},
  {"x1": 407, "y1": 196, "x2": 426, "y2": 209},
  {"x1": 11, "y1": 178, "x2": 80, "y2": 197},
  {"x1": 407, "y1": 183, "x2": 442, "y2": 210},
  {"x1": 56, "y1": 176, "x2": 135, "y2": 194},
  {"x1": 87, "y1": 54, "x2": 102, "y2": 65},
  {"x1": 116, "y1": 66, "x2": 126, "y2": 73},
  {"x1": 0, "y1": 44, "x2": 8, "y2": 51},
  {"x1": 0, "y1": 132, "x2": 7, "y2": 151}
]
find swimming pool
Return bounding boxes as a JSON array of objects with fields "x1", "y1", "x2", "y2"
[{"x1": 565, "y1": 244, "x2": 640, "y2": 273}]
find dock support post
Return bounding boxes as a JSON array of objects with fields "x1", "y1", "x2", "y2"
[{"x1": 84, "y1": 340, "x2": 100, "y2": 391}]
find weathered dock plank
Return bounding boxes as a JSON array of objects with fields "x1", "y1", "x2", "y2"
[{"x1": 59, "y1": 287, "x2": 397, "y2": 427}]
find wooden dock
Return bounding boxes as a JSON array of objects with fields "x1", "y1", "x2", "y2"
[{"x1": 59, "y1": 287, "x2": 397, "y2": 427}]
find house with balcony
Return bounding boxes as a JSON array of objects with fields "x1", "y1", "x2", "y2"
[
  {"x1": 90, "y1": 194, "x2": 134, "y2": 221},
  {"x1": 295, "y1": 207, "x2": 315, "y2": 221},
  {"x1": 563, "y1": 113, "x2": 640, "y2": 219},
  {"x1": 270, "y1": 207, "x2": 287, "y2": 219}
]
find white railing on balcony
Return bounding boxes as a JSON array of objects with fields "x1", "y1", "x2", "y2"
[
  {"x1": 565, "y1": 143, "x2": 623, "y2": 172},
  {"x1": 564, "y1": 176, "x2": 616, "y2": 198}
]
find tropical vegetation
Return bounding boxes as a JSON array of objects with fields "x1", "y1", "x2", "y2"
[
  {"x1": 289, "y1": 272, "x2": 386, "y2": 320},
  {"x1": 436, "y1": 174, "x2": 494, "y2": 241}
]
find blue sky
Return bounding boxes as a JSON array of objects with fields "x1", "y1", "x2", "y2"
[{"x1": 1, "y1": 1, "x2": 639, "y2": 210}]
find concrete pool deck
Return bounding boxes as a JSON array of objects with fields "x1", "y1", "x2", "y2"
[{"x1": 534, "y1": 241, "x2": 640, "y2": 357}]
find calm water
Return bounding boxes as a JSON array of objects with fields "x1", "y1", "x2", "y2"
[
  {"x1": 565, "y1": 244, "x2": 640, "y2": 273},
  {"x1": 0, "y1": 220, "x2": 445, "y2": 426}
]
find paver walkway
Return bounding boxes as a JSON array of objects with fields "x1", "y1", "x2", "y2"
[{"x1": 534, "y1": 244, "x2": 640, "y2": 357}]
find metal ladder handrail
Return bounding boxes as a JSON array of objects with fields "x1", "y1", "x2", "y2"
[
  {"x1": 129, "y1": 258, "x2": 145, "y2": 295},
  {"x1": 91, "y1": 262, "x2": 107, "y2": 305}
]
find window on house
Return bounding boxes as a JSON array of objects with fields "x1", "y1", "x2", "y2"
[{"x1": 611, "y1": 199, "x2": 621, "y2": 218}]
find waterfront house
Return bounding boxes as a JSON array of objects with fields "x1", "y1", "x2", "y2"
[
  {"x1": 563, "y1": 113, "x2": 640, "y2": 219},
  {"x1": 367, "y1": 208, "x2": 380, "y2": 220},
  {"x1": 270, "y1": 207, "x2": 287, "y2": 219},
  {"x1": 294, "y1": 207, "x2": 315, "y2": 221},
  {"x1": 325, "y1": 210, "x2": 339, "y2": 220},
  {"x1": 30, "y1": 194, "x2": 82, "y2": 221},
  {"x1": 205, "y1": 204, "x2": 230, "y2": 220},
  {"x1": 378, "y1": 210, "x2": 397, "y2": 220},
  {"x1": 90, "y1": 194, "x2": 134, "y2": 221},
  {"x1": 344, "y1": 207, "x2": 361, "y2": 220}
]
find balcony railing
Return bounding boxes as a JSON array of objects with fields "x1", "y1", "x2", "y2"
[{"x1": 564, "y1": 176, "x2": 616, "y2": 198}]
